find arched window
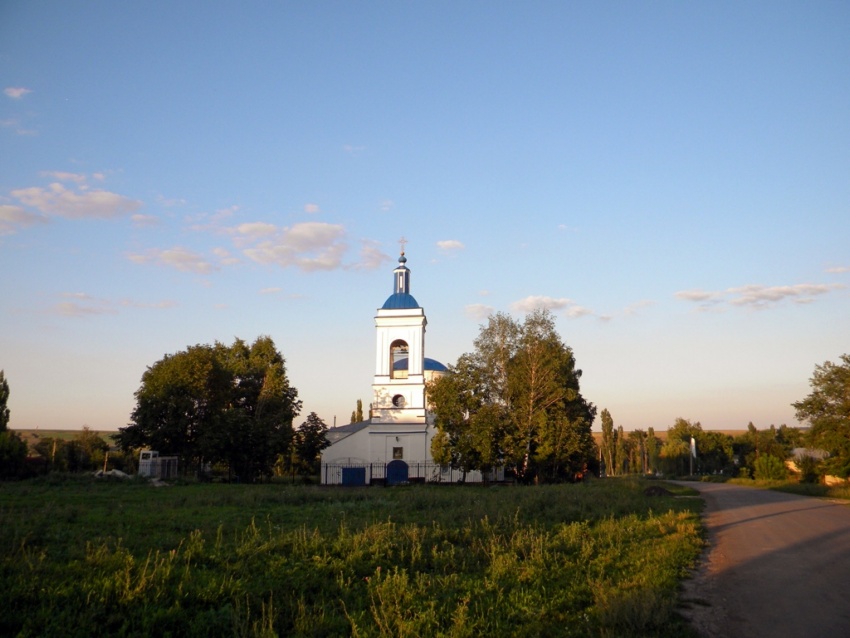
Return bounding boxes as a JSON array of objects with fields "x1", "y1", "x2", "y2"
[{"x1": 390, "y1": 340, "x2": 409, "y2": 379}]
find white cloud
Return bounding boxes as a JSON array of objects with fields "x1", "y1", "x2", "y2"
[
  {"x1": 565, "y1": 305, "x2": 593, "y2": 318},
  {"x1": 676, "y1": 282, "x2": 845, "y2": 309},
  {"x1": 623, "y1": 300, "x2": 655, "y2": 316},
  {"x1": 826, "y1": 266, "x2": 849, "y2": 274},
  {"x1": 12, "y1": 182, "x2": 142, "y2": 219},
  {"x1": 120, "y1": 299, "x2": 177, "y2": 310},
  {"x1": 127, "y1": 247, "x2": 215, "y2": 274},
  {"x1": 728, "y1": 284, "x2": 844, "y2": 307},
  {"x1": 131, "y1": 213, "x2": 159, "y2": 228},
  {"x1": 40, "y1": 171, "x2": 87, "y2": 184},
  {"x1": 235, "y1": 221, "x2": 278, "y2": 238},
  {"x1": 380, "y1": 200, "x2": 394, "y2": 212},
  {"x1": 304, "y1": 203, "x2": 320, "y2": 214},
  {"x1": 674, "y1": 289, "x2": 721, "y2": 302},
  {"x1": 4, "y1": 87, "x2": 32, "y2": 99},
  {"x1": 350, "y1": 240, "x2": 391, "y2": 270},
  {"x1": 259, "y1": 287, "x2": 282, "y2": 295},
  {"x1": 437, "y1": 239, "x2": 465, "y2": 251},
  {"x1": 212, "y1": 247, "x2": 240, "y2": 265},
  {"x1": 0, "y1": 205, "x2": 48, "y2": 235},
  {"x1": 465, "y1": 303, "x2": 495, "y2": 321},
  {"x1": 239, "y1": 221, "x2": 348, "y2": 272},
  {"x1": 511, "y1": 295, "x2": 573, "y2": 313},
  {"x1": 54, "y1": 292, "x2": 176, "y2": 316}
]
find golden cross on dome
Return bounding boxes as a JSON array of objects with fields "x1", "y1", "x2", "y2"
[{"x1": 398, "y1": 236, "x2": 408, "y2": 255}]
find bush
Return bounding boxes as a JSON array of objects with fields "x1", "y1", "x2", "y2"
[
  {"x1": 753, "y1": 455, "x2": 787, "y2": 481},
  {"x1": 797, "y1": 455, "x2": 822, "y2": 484}
]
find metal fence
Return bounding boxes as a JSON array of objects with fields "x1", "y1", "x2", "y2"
[{"x1": 321, "y1": 462, "x2": 504, "y2": 486}]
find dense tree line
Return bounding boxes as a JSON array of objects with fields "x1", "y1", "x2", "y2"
[
  {"x1": 116, "y1": 336, "x2": 301, "y2": 482},
  {"x1": 428, "y1": 310, "x2": 596, "y2": 483},
  {"x1": 0, "y1": 370, "x2": 28, "y2": 478}
]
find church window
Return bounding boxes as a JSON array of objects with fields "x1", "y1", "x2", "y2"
[
  {"x1": 392, "y1": 394, "x2": 406, "y2": 408},
  {"x1": 393, "y1": 447, "x2": 404, "y2": 459},
  {"x1": 390, "y1": 340, "x2": 409, "y2": 379}
]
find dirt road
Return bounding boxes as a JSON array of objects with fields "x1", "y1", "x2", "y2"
[{"x1": 678, "y1": 481, "x2": 850, "y2": 637}]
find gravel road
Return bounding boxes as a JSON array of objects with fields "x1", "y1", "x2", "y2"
[{"x1": 677, "y1": 481, "x2": 850, "y2": 638}]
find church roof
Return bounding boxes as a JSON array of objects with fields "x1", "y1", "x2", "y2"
[
  {"x1": 381, "y1": 252, "x2": 420, "y2": 309},
  {"x1": 381, "y1": 292, "x2": 420, "y2": 309},
  {"x1": 393, "y1": 357, "x2": 448, "y2": 372},
  {"x1": 326, "y1": 420, "x2": 371, "y2": 444}
]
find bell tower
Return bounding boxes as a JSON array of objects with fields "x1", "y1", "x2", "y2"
[{"x1": 371, "y1": 244, "x2": 428, "y2": 425}]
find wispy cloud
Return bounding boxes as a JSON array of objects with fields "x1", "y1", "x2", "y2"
[
  {"x1": 623, "y1": 300, "x2": 655, "y2": 316},
  {"x1": 4, "y1": 87, "x2": 32, "y2": 99},
  {"x1": 53, "y1": 292, "x2": 176, "y2": 317},
  {"x1": 236, "y1": 221, "x2": 347, "y2": 272},
  {"x1": 0, "y1": 205, "x2": 48, "y2": 235},
  {"x1": 826, "y1": 266, "x2": 849, "y2": 274},
  {"x1": 511, "y1": 295, "x2": 595, "y2": 319},
  {"x1": 676, "y1": 283, "x2": 845, "y2": 310},
  {"x1": 350, "y1": 239, "x2": 391, "y2": 270},
  {"x1": 465, "y1": 303, "x2": 495, "y2": 321},
  {"x1": 565, "y1": 305, "x2": 593, "y2": 318},
  {"x1": 11, "y1": 173, "x2": 141, "y2": 219},
  {"x1": 304, "y1": 203, "x2": 320, "y2": 214},
  {"x1": 131, "y1": 213, "x2": 159, "y2": 228},
  {"x1": 259, "y1": 287, "x2": 282, "y2": 295},
  {"x1": 127, "y1": 247, "x2": 216, "y2": 274},
  {"x1": 437, "y1": 239, "x2": 465, "y2": 252},
  {"x1": 212, "y1": 247, "x2": 240, "y2": 266},
  {"x1": 511, "y1": 295, "x2": 573, "y2": 313}
]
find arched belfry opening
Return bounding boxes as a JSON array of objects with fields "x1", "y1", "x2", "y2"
[{"x1": 390, "y1": 339, "x2": 409, "y2": 379}]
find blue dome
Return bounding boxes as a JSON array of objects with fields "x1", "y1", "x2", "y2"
[
  {"x1": 382, "y1": 292, "x2": 420, "y2": 309},
  {"x1": 393, "y1": 357, "x2": 448, "y2": 372}
]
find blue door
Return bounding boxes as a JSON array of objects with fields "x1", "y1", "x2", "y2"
[
  {"x1": 386, "y1": 460, "x2": 409, "y2": 486},
  {"x1": 341, "y1": 467, "x2": 366, "y2": 486}
]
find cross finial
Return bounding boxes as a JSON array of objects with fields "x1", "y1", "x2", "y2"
[{"x1": 398, "y1": 236, "x2": 408, "y2": 255}]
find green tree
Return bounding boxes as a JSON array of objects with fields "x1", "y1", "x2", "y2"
[
  {"x1": 294, "y1": 412, "x2": 330, "y2": 475},
  {"x1": 350, "y1": 398, "x2": 364, "y2": 424},
  {"x1": 793, "y1": 354, "x2": 850, "y2": 478},
  {"x1": 0, "y1": 370, "x2": 9, "y2": 432},
  {"x1": 73, "y1": 427, "x2": 109, "y2": 471},
  {"x1": 660, "y1": 418, "x2": 702, "y2": 476},
  {"x1": 600, "y1": 408, "x2": 615, "y2": 476},
  {"x1": 646, "y1": 427, "x2": 660, "y2": 474},
  {"x1": 0, "y1": 430, "x2": 28, "y2": 478},
  {"x1": 429, "y1": 309, "x2": 595, "y2": 482},
  {"x1": 614, "y1": 425, "x2": 627, "y2": 475},
  {"x1": 117, "y1": 336, "x2": 300, "y2": 481}
]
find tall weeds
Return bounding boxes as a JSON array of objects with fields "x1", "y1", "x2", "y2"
[{"x1": 0, "y1": 478, "x2": 702, "y2": 637}]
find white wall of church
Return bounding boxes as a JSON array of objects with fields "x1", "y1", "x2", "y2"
[{"x1": 322, "y1": 429, "x2": 370, "y2": 465}]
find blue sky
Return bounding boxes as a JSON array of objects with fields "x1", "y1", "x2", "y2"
[{"x1": 1, "y1": 1, "x2": 848, "y2": 432}]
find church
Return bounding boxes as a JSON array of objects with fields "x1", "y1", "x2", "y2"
[{"x1": 320, "y1": 247, "x2": 448, "y2": 485}]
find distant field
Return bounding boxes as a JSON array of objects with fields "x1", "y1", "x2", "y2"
[{"x1": 0, "y1": 477, "x2": 703, "y2": 637}]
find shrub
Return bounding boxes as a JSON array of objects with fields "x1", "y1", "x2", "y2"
[{"x1": 753, "y1": 455, "x2": 787, "y2": 481}]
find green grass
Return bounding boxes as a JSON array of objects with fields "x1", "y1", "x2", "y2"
[
  {"x1": 0, "y1": 476, "x2": 703, "y2": 637},
  {"x1": 727, "y1": 478, "x2": 850, "y2": 500}
]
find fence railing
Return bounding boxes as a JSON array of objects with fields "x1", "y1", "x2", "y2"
[{"x1": 321, "y1": 462, "x2": 504, "y2": 486}]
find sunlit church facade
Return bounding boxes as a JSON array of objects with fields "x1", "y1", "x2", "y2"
[{"x1": 320, "y1": 250, "x2": 448, "y2": 485}]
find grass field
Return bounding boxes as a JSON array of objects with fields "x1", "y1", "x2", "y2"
[{"x1": 0, "y1": 476, "x2": 703, "y2": 637}]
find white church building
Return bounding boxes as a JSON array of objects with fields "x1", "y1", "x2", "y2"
[{"x1": 320, "y1": 249, "x2": 449, "y2": 485}]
